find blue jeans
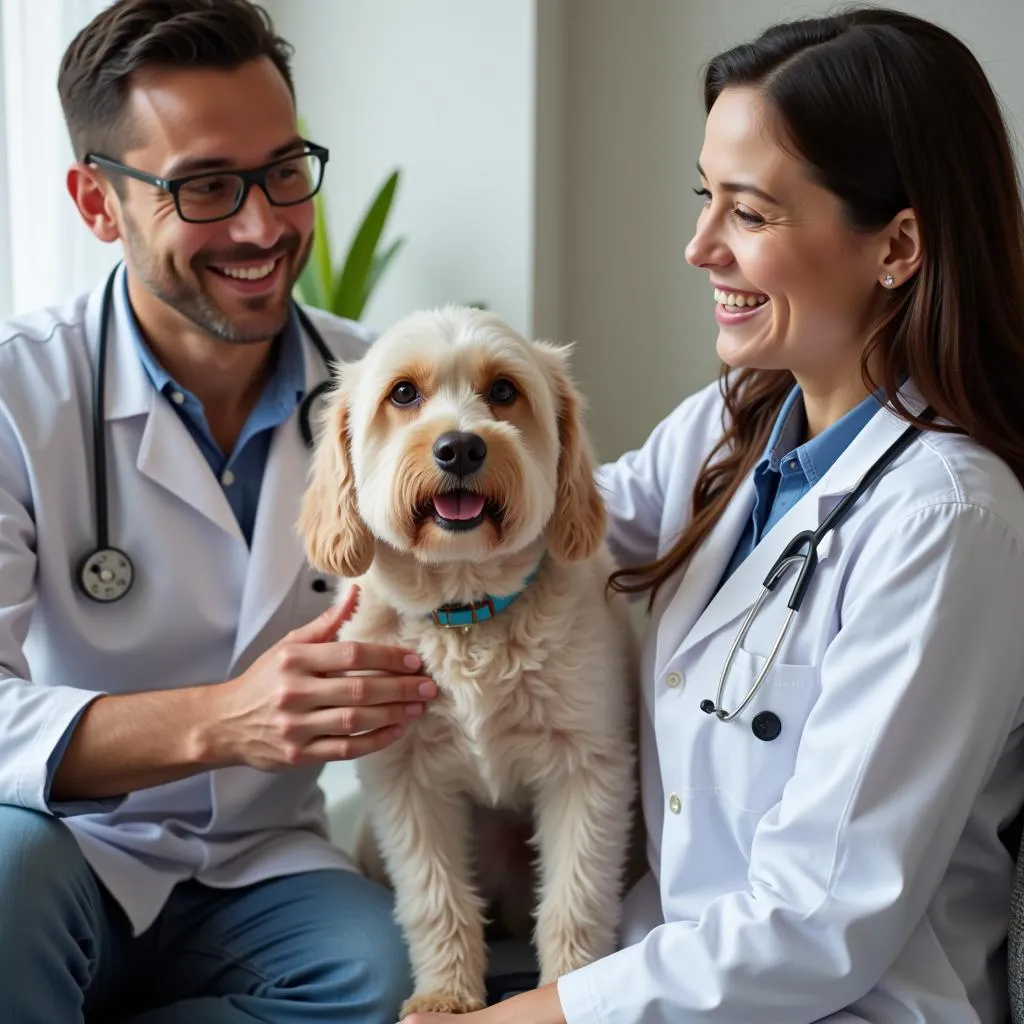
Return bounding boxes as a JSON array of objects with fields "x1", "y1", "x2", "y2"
[{"x1": 0, "y1": 806, "x2": 412, "y2": 1023}]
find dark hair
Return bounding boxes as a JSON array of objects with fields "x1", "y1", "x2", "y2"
[
  {"x1": 610, "y1": 6, "x2": 1024, "y2": 604},
  {"x1": 58, "y1": 0, "x2": 294, "y2": 162}
]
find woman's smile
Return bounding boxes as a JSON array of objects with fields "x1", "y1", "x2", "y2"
[{"x1": 712, "y1": 284, "x2": 770, "y2": 326}]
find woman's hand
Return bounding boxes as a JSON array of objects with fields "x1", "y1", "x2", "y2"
[{"x1": 400, "y1": 983, "x2": 567, "y2": 1024}]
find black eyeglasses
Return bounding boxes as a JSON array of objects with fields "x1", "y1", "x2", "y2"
[{"x1": 85, "y1": 141, "x2": 329, "y2": 224}]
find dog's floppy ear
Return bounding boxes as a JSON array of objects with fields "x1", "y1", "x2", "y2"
[
  {"x1": 538, "y1": 343, "x2": 606, "y2": 562},
  {"x1": 297, "y1": 370, "x2": 375, "y2": 578}
]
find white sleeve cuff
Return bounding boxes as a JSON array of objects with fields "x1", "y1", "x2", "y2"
[
  {"x1": 44, "y1": 699, "x2": 126, "y2": 817},
  {"x1": 0, "y1": 682, "x2": 124, "y2": 815},
  {"x1": 557, "y1": 960, "x2": 608, "y2": 1024}
]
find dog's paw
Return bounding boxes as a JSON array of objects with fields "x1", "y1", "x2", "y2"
[{"x1": 400, "y1": 992, "x2": 486, "y2": 1016}]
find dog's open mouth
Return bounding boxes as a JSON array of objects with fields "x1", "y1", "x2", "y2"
[{"x1": 420, "y1": 491, "x2": 502, "y2": 532}]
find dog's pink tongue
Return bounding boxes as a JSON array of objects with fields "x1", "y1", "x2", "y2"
[{"x1": 433, "y1": 493, "x2": 486, "y2": 521}]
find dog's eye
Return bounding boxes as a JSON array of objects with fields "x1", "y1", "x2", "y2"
[
  {"x1": 488, "y1": 378, "x2": 518, "y2": 405},
  {"x1": 390, "y1": 381, "x2": 420, "y2": 406}
]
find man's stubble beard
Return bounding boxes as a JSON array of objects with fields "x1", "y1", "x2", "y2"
[{"x1": 122, "y1": 211, "x2": 313, "y2": 345}]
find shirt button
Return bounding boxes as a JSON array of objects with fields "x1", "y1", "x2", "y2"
[
  {"x1": 666, "y1": 671, "x2": 683, "y2": 689},
  {"x1": 170, "y1": 390, "x2": 185, "y2": 405},
  {"x1": 787, "y1": 459, "x2": 798, "y2": 470},
  {"x1": 221, "y1": 469, "x2": 236, "y2": 487},
  {"x1": 668, "y1": 793, "x2": 681, "y2": 814}
]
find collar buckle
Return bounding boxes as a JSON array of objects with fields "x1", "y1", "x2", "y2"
[{"x1": 431, "y1": 595, "x2": 497, "y2": 629}]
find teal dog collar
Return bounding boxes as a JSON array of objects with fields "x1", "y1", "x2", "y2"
[{"x1": 430, "y1": 560, "x2": 545, "y2": 630}]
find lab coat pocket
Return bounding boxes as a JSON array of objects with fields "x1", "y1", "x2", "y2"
[{"x1": 709, "y1": 646, "x2": 820, "y2": 816}]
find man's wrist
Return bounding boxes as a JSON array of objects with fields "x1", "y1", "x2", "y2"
[{"x1": 187, "y1": 682, "x2": 236, "y2": 770}]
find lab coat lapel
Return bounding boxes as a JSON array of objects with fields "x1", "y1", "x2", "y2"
[
  {"x1": 653, "y1": 473, "x2": 755, "y2": 677},
  {"x1": 661, "y1": 400, "x2": 915, "y2": 671},
  {"x1": 135, "y1": 402, "x2": 246, "y2": 543},
  {"x1": 231, "y1": 339, "x2": 327, "y2": 666},
  {"x1": 101, "y1": 265, "x2": 244, "y2": 543}
]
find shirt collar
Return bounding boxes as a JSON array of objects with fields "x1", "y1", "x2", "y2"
[
  {"x1": 123, "y1": 273, "x2": 174, "y2": 397},
  {"x1": 259, "y1": 307, "x2": 307, "y2": 416},
  {"x1": 759, "y1": 383, "x2": 884, "y2": 485},
  {"x1": 122, "y1": 273, "x2": 306, "y2": 413},
  {"x1": 763, "y1": 384, "x2": 806, "y2": 472}
]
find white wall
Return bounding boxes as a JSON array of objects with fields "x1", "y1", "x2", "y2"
[
  {"x1": 263, "y1": 0, "x2": 540, "y2": 339},
  {"x1": 0, "y1": 0, "x2": 119, "y2": 318}
]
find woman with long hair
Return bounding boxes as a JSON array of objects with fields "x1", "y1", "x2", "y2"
[{"x1": 405, "y1": 8, "x2": 1024, "y2": 1022}]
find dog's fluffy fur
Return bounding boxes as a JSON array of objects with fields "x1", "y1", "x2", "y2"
[{"x1": 298, "y1": 306, "x2": 637, "y2": 1015}]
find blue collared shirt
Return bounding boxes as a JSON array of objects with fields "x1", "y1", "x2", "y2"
[
  {"x1": 124, "y1": 279, "x2": 305, "y2": 546},
  {"x1": 718, "y1": 384, "x2": 882, "y2": 588}
]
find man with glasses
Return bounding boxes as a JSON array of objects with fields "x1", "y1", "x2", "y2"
[{"x1": 0, "y1": 1, "x2": 431, "y2": 1021}]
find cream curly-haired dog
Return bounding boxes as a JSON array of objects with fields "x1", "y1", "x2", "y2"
[{"x1": 298, "y1": 306, "x2": 636, "y2": 1016}]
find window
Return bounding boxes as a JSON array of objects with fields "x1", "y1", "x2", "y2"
[{"x1": 0, "y1": 0, "x2": 117, "y2": 320}]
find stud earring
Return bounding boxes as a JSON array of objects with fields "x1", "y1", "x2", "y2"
[{"x1": 883, "y1": 273, "x2": 895, "y2": 288}]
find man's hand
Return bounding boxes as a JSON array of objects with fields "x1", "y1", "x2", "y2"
[
  {"x1": 49, "y1": 587, "x2": 436, "y2": 803},
  {"x1": 206, "y1": 587, "x2": 437, "y2": 770}
]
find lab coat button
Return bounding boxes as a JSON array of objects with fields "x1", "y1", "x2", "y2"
[
  {"x1": 752, "y1": 711, "x2": 782, "y2": 742},
  {"x1": 668, "y1": 793, "x2": 681, "y2": 814},
  {"x1": 666, "y1": 671, "x2": 683, "y2": 689}
]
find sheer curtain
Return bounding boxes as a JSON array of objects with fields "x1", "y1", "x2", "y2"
[{"x1": 0, "y1": 0, "x2": 118, "y2": 320}]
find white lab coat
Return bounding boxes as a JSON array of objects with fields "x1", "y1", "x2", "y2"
[
  {"x1": 0, "y1": 266, "x2": 371, "y2": 935},
  {"x1": 558, "y1": 381, "x2": 1024, "y2": 1023}
]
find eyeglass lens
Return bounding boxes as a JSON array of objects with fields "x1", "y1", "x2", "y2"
[{"x1": 177, "y1": 152, "x2": 323, "y2": 222}]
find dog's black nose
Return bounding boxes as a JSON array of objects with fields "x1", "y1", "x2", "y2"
[{"x1": 433, "y1": 431, "x2": 487, "y2": 476}]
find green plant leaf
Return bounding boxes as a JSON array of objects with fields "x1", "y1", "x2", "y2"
[
  {"x1": 294, "y1": 248, "x2": 322, "y2": 307},
  {"x1": 292, "y1": 190, "x2": 332, "y2": 308},
  {"x1": 359, "y1": 238, "x2": 406, "y2": 316},
  {"x1": 291, "y1": 116, "x2": 404, "y2": 317},
  {"x1": 311, "y1": 191, "x2": 333, "y2": 303},
  {"x1": 331, "y1": 169, "x2": 401, "y2": 320}
]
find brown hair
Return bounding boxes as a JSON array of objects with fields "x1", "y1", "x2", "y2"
[
  {"x1": 609, "y1": 6, "x2": 1024, "y2": 606},
  {"x1": 57, "y1": 0, "x2": 294, "y2": 162}
]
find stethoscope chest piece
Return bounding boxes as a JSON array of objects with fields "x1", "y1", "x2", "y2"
[{"x1": 78, "y1": 547, "x2": 134, "y2": 603}]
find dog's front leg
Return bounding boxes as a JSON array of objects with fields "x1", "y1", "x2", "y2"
[
  {"x1": 362, "y1": 759, "x2": 488, "y2": 1015},
  {"x1": 532, "y1": 747, "x2": 635, "y2": 984}
]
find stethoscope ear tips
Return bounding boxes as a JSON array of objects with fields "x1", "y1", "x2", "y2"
[{"x1": 700, "y1": 699, "x2": 717, "y2": 714}]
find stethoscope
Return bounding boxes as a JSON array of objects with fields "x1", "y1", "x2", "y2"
[
  {"x1": 699, "y1": 406, "x2": 932, "y2": 739},
  {"x1": 77, "y1": 264, "x2": 337, "y2": 603}
]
